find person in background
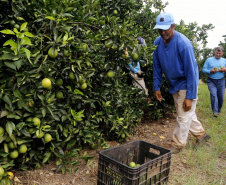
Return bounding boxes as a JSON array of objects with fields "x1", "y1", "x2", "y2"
[
  {"x1": 152, "y1": 12, "x2": 210, "y2": 154},
  {"x1": 202, "y1": 46, "x2": 226, "y2": 117},
  {"x1": 128, "y1": 37, "x2": 148, "y2": 96}
]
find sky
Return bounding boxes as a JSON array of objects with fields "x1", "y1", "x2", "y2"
[{"x1": 161, "y1": 0, "x2": 226, "y2": 49}]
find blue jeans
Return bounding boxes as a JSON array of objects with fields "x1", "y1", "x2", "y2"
[{"x1": 207, "y1": 77, "x2": 225, "y2": 114}]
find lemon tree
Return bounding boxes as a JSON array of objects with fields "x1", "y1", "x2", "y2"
[{"x1": 0, "y1": 0, "x2": 212, "y2": 174}]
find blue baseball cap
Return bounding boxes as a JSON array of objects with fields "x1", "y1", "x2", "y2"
[{"x1": 153, "y1": 12, "x2": 174, "y2": 30}]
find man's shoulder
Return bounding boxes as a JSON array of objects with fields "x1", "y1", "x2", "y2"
[
  {"x1": 206, "y1": 56, "x2": 215, "y2": 62},
  {"x1": 174, "y1": 31, "x2": 193, "y2": 51},
  {"x1": 175, "y1": 31, "x2": 192, "y2": 45}
]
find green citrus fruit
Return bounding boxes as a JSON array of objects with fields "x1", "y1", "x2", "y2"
[
  {"x1": 69, "y1": 72, "x2": 75, "y2": 80},
  {"x1": 135, "y1": 164, "x2": 140, "y2": 167},
  {"x1": 28, "y1": 100, "x2": 35, "y2": 107},
  {"x1": 0, "y1": 127, "x2": 4, "y2": 135},
  {"x1": 5, "y1": 136, "x2": 11, "y2": 142},
  {"x1": 18, "y1": 144, "x2": 27, "y2": 153},
  {"x1": 82, "y1": 43, "x2": 88, "y2": 52},
  {"x1": 132, "y1": 53, "x2": 139, "y2": 61},
  {"x1": 121, "y1": 133, "x2": 125, "y2": 139},
  {"x1": 8, "y1": 141, "x2": 15, "y2": 149},
  {"x1": 9, "y1": 150, "x2": 19, "y2": 159},
  {"x1": 122, "y1": 54, "x2": 129, "y2": 59},
  {"x1": 80, "y1": 83, "x2": 87, "y2": 90},
  {"x1": 56, "y1": 78, "x2": 63, "y2": 86},
  {"x1": 63, "y1": 50, "x2": 71, "y2": 57},
  {"x1": 113, "y1": 10, "x2": 118, "y2": 15},
  {"x1": 100, "y1": 20, "x2": 105, "y2": 26},
  {"x1": 107, "y1": 70, "x2": 115, "y2": 78},
  {"x1": 37, "y1": 131, "x2": 44, "y2": 138},
  {"x1": 129, "y1": 162, "x2": 136, "y2": 168},
  {"x1": 42, "y1": 78, "x2": 52, "y2": 88},
  {"x1": 33, "y1": 117, "x2": 41, "y2": 126},
  {"x1": 14, "y1": 24, "x2": 20, "y2": 29},
  {"x1": 0, "y1": 166, "x2": 4, "y2": 177},
  {"x1": 56, "y1": 91, "x2": 64, "y2": 99},
  {"x1": 26, "y1": 117, "x2": 33, "y2": 122},
  {"x1": 48, "y1": 47, "x2": 58, "y2": 58},
  {"x1": 28, "y1": 128, "x2": 35, "y2": 134},
  {"x1": 10, "y1": 20, "x2": 15, "y2": 26},
  {"x1": 46, "y1": 85, "x2": 52, "y2": 90},
  {"x1": 44, "y1": 133, "x2": 52, "y2": 143}
]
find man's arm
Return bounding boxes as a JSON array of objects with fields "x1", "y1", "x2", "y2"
[{"x1": 180, "y1": 47, "x2": 198, "y2": 100}]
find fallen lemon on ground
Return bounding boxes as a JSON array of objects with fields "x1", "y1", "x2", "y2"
[{"x1": 7, "y1": 172, "x2": 14, "y2": 180}]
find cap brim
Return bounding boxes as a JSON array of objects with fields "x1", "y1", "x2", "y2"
[{"x1": 153, "y1": 24, "x2": 171, "y2": 30}]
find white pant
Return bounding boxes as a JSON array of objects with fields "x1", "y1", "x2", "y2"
[{"x1": 171, "y1": 90, "x2": 205, "y2": 148}]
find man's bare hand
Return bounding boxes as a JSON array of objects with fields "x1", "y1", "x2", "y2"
[
  {"x1": 218, "y1": 67, "x2": 226, "y2": 72},
  {"x1": 210, "y1": 67, "x2": 218, "y2": 73},
  {"x1": 183, "y1": 99, "x2": 193, "y2": 111},
  {"x1": 154, "y1": 91, "x2": 163, "y2": 102}
]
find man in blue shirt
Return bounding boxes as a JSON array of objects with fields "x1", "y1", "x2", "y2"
[
  {"x1": 153, "y1": 12, "x2": 210, "y2": 154},
  {"x1": 202, "y1": 46, "x2": 226, "y2": 117}
]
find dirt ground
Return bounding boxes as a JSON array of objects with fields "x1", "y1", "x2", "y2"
[{"x1": 13, "y1": 111, "x2": 195, "y2": 185}]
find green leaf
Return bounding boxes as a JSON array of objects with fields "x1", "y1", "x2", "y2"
[
  {"x1": 62, "y1": 165, "x2": 66, "y2": 174},
  {"x1": 4, "y1": 61, "x2": 17, "y2": 70},
  {"x1": 20, "y1": 22, "x2": 28, "y2": 31},
  {"x1": 20, "y1": 48, "x2": 32, "y2": 64},
  {"x1": 14, "y1": 59, "x2": 23, "y2": 70},
  {"x1": 42, "y1": 152, "x2": 51, "y2": 163},
  {"x1": 6, "y1": 121, "x2": 15, "y2": 136},
  {"x1": 56, "y1": 160, "x2": 62, "y2": 165},
  {"x1": 24, "y1": 32, "x2": 34, "y2": 37},
  {"x1": 41, "y1": 108, "x2": 46, "y2": 117},
  {"x1": 0, "y1": 29, "x2": 15, "y2": 35},
  {"x1": 46, "y1": 16, "x2": 56, "y2": 21},
  {"x1": 16, "y1": 122, "x2": 25, "y2": 130},
  {"x1": 3, "y1": 39, "x2": 17, "y2": 47},
  {"x1": 0, "y1": 53, "x2": 17, "y2": 60},
  {"x1": 13, "y1": 90, "x2": 22, "y2": 98},
  {"x1": 3, "y1": 95, "x2": 12, "y2": 108},
  {"x1": 20, "y1": 36, "x2": 32, "y2": 45},
  {"x1": 20, "y1": 129, "x2": 31, "y2": 137}
]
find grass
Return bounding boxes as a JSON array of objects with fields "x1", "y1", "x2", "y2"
[{"x1": 170, "y1": 82, "x2": 226, "y2": 185}]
